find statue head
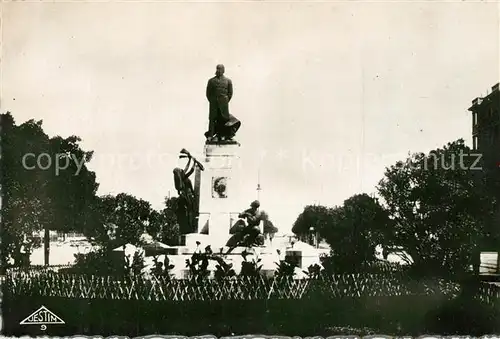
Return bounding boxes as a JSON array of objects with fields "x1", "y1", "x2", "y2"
[
  {"x1": 250, "y1": 200, "x2": 260, "y2": 210},
  {"x1": 216, "y1": 64, "x2": 225, "y2": 76}
]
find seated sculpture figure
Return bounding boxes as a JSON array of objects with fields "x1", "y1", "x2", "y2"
[{"x1": 225, "y1": 200, "x2": 278, "y2": 253}]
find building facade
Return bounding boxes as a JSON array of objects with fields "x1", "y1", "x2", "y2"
[
  {"x1": 469, "y1": 82, "x2": 500, "y2": 259},
  {"x1": 469, "y1": 82, "x2": 500, "y2": 170}
]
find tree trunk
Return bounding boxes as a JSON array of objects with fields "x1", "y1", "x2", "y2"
[
  {"x1": 44, "y1": 228, "x2": 50, "y2": 266},
  {"x1": 472, "y1": 247, "x2": 480, "y2": 277},
  {"x1": 496, "y1": 249, "x2": 500, "y2": 274}
]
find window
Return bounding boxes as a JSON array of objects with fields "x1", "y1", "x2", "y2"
[{"x1": 473, "y1": 136, "x2": 479, "y2": 150}]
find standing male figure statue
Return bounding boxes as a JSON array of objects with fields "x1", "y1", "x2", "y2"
[{"x1": 205, "y1": 64, "x2": 241, "y2": 142}]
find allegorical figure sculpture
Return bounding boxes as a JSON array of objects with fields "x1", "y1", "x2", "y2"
[
  {"x1": 205, "y1": 64, "x2": 241, "y2": 142},
  {"x1": 225, "y1": 200, "x2": 278, "y2": 252},
  {"x1": 173, "y1": 149, "x2": 204, "y2": 235}
]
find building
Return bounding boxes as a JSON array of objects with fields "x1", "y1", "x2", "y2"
[
  {"x1": 469, "y1": 82, "x2": 500, "y2": 170},
  {"x1": 469, "y1": 82, "x2": 500, "y2": 274}
]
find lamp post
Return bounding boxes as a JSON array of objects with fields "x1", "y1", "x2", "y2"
[{"x1": 256, "y1": 168, "x2": 262, "y2": 200}]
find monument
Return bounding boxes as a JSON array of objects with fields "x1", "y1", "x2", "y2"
[
  {"x1": 172, "y1": 149, "x2": 204, "y2": 236},
  {"x1": 177, "y1": 64, "x2": 276, "y2": 251},
  {"x1": 204, "y1": 64, "x2": 241, "y2": 143}
]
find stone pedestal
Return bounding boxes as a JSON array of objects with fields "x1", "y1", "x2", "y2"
[
  {"x1": 180, "y1": 233, "x2": 209, "y2": 250},
  {"x1": 194, "y1": 142, "x2": 245, "y2": 248}
]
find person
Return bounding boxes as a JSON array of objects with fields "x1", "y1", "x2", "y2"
[
  {"x1": 173, "y1": 149, "x2": 201, "y2": 234},
  {"x1": 225, "y1": 200, "x2": 265, "y2": 252},
  {"x1": 205, "y1": 64, "x2": 241, "y2": 142}
]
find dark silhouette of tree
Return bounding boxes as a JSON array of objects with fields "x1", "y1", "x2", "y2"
[
  {"x1": 377, "y1": 139, "x2": 496, "y2": 278},
  {"x1": 292, "y1": 195, "x2": 390, "y2": 272},
  {"x1": 321, "y1": 194, "x2": 391, "y2": 272},
  {"x1": 292, "y1": 204, "x2": 332, "y2": 241},
  {"x1": 147, "y1": 197, "x2": 180, "y2": 246},
  {"x1": 85, "y1": 193, "x2": 154, "y2": 247},
  {"x1": 1, "y1": 112, "x2": 98, "y2": 268},
  {"x1": 46, "y1": 135, "x2": 98, "y2": 235}
]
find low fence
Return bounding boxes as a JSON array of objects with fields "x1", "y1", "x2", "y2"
[
  {"x1": 5, "y1": 265, "x2": 74, "y2": 273},
  {"x1": 4, "y1": 270, "x2": 500, "y2": 337},
  {"x1": 475, "y1": 282, "x2": 500, "y2": 306},
  {"x1": 3, "y1": 271, "x2": 461, "y2": 301}
]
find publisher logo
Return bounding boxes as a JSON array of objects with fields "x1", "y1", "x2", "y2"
[{"x1": 20, "y1": 306, "x2": 64, "y2": 330}]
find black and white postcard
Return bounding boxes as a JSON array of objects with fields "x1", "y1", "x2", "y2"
[{"x1": 1, "y1": 1, "x2": 499, "y2": 337}]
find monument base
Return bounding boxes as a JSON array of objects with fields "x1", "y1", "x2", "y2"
[
  {"x1": 180, "y1": 233, "x2": 209, "y2": 249},
  {"x1": 195, "y1": 141, "x2": 247, "y2": 249}
]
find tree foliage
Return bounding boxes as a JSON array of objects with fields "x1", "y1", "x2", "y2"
[
  {"x1": 377, "y1": 139, "x2": 497, "y2": 277},
  {"x1": 62, "y1": 247, "x2": 148, "y2": 277},
  {"x1": 146, "y1": 197, "x2": 180, "y2": 246},
  {"x1": 292, "y1": 194, "x2": 390, "y2": 272},
  {"x1": 292, "y1": 204, "x2": 332, "y2": 238},
  {"x1": 1, "y1": 112, "x2": 98, "y2": 268},
  {"x1": 83, "y1": 193, "x2": 154, "y2": 247},
  {"x1": 322, "y1": 194, "x2": 391, "y2": 271}
]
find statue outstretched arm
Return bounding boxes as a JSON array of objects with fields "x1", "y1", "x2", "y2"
[
  {"x1": 183, "y1": 157, "x2": 192, "y2": 173},
  {"x1": 185, "y1": 164, "x2": 195, "y2": 178},
  {"x1": 238, "y1": 208, "x2": 252, "y2": 219},
  {"x1": 185, "y1": 155, "x2": 198, "y2": 178},
  {"x1": 228, "y1": 79, "x2": 233, "y2": 102}
]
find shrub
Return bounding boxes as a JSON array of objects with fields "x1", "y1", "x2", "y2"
[
  {"x1": 275, "y1": 257, "x2": 297, "y2": 278},
  {"x1": 239, "y1": 250, "x2": 262, "y2": 277}
]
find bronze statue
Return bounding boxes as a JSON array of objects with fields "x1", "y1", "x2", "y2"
[
  {"x1": 205, "y1": 64, "x2": 241, "y2": 143},
  {"x1": 225, "y1": 200, "x2": 267, "y2": 252},
  {"x1": 173, "y1": 149, "x2": 204, "y2": 235}
]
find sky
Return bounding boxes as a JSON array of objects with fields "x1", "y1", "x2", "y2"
[{"x1": 2, "y1": 1, "x2": 499, "y2": 233}]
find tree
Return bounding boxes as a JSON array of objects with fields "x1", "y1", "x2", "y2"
[
  {"x1": 1, "y1": 112, "x2": 99, "y2": 268},
  {"x1": 46, "y1": 135, "x2": 98, "y2": 235},
  {"x1": 292, "y1": 204, "x2": 332, "y2": 241},
  {"x1": 321, "y1": 194, "x2": 391, "y2": 271},
  {"x1": 377, "y1": 139, "x2": 496, "y2": 277},
  {"x1": 80, "y1": 195, "x2": 119, "y2": 247},
  {"x1": 85, "y1": 193, "x2": 154, "y2": 247},
  {"x1": 146, "y1": 197, "x2": 180, "y2": 246},
  {"x1": 2, "y1": 114, "x2": 49, "y2": 267},
  {"x1": 292, "y1": 196, "x2": 390, "y2": 272}
]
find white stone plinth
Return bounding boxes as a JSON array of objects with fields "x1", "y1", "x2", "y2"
[
  {"x1": 195, "y1": 142, "x2": 247, "y2": 247},
  {"x1": 181, "y1": 233, "x2": 209, "y2": 250}
]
